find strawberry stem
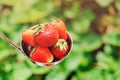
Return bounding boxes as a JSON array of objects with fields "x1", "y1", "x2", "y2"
[
  {"x1": 50, "y1": 18, "x2": 58, "y2": 24},
  {"x1": 33, "y1": 23, "x2": 46, "y2": 35},
  {"x1": 54, "y1": 39, "x2": 67, "y2": 51}
]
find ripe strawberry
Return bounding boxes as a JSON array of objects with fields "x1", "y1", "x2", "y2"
[
  {"x1": 51, "y1": 19, "x2": 67, "y2": 40},
  {"x1": 50, "y1": 39, "x2": 68, "y2": 60},
  {"x1": 35, "y1": 23, "x2": 59, "y2": 47},
  {"x1": 22, "y1": 25, "x2": 40, "y2": 46},
  {"x1": 30, "y1": 46, "x2": 53, "y2": 63},
  {"x1": 22, "y1": 29, "x2": 35, "y2": 46}
]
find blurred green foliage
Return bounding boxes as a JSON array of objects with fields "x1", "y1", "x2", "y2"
[{"x1": 0, "y1": 0, "x2": 120, "y2": 80}]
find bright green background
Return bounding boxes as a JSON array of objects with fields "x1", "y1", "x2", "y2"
[{"x1": 0, "y1": 0, "x2": 120, "y2": 80}]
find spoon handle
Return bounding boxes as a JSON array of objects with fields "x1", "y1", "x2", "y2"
[{"x1": 0, "y1": 32, "x2": 23, "y2": 52}]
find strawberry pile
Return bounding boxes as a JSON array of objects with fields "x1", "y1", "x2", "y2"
[{"x1": 22, "y1": 19, "x2": 70, "y2": 63}]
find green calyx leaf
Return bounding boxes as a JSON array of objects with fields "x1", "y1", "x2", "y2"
[
  {"x1": 49, "y1": 18, "x2": 58, "y2": 25},
  {"x1": 54, "y1": 39, "x2": 67, "y2": 51},
  {"x1": 29, "y1": 46, "x2": 38, "y2": 57},
  {"x1": 29, "y1": 23, "x2": 46, "y2": 35}
]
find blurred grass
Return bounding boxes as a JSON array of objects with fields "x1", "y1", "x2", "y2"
[{"x1": 0, "y1": 0, "x2": 120, "y2": 80}]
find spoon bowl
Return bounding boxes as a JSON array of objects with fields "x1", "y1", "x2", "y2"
[{"x1": 21, "y1": 32, "x2": 73, "y2": 66}]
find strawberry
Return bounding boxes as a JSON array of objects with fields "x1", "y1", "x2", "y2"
[
  {"x1": 35, "y1": 23, "x2": 59, "y2": 47},
  {"x1": 30, "y1": 46, "x2": 53, "y2": 63},
  {"x1": 51, "y1": 19, "x2": 67, "y2": 40},
  {"x1": 50, "y1": 39, "x2": 68, "y2": 60},
  {"x1": 22, "y1": 25, "x2": 40, "y2": 46},
  {"x1": 22, "y1": 29, "x2": 35, "y2": 46}
]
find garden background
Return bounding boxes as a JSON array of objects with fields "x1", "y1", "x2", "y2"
[{"x1": 0, "y1": 0, "x2": 120, "y2": 80}]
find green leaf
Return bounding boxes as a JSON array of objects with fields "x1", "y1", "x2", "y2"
[
  {"x1": 32, "y1": 67, "x2": 52, "y2": 75},
  {"x1": 79, "y1": 33, "x2": 102, "y2": 52},
  {"x1": 71, "y1": 76, "x2": 79, "y2": 80},
  {"x1": 61, "y1": 44, "x2": 94, "y2": 72},
  {"x1": 0, "y1": 61, "x2": 12, "y2": 73},
  {"x1": 69, "y1": 31, "x2": 80, "y2": 42},
  {"x1": 96, "y1": 52, "x2": 117, "y2": 71},
  {"x1": 10, "y1": 26, "x2": 25, "y2": 43},
  {"x1": 114, "y1": 65, "x2": 120, "y2": 80},
  {"x1": 95, "y1": 0, "x2": 113, "y2": 7},
  {"x1": 104, "y1": 44, "x2": 119, "y2": 58},
  {"x1": 0, "y1": 0, "x2": 23, "y2": 6},
  {"x1": 74, "y1": 69, "x2": 105, "y2": 80},
  {"x1": 46, "y1": 69, "x2": 69, "y2": 80},
  {"x1": 72, "y1": 9, "x2": 95, "y2": 34},
  {"x1": 60, "y1": 44, "x2": 83, "y2": 71},
  {"x1": 0, "y1": 0, "x2": 38, "y2": 6},
  {"x1": 115, "y1": 0, "x2": 120, "y2": 10},
  {"x1": 0, "y1": 39, "x2": 11, "y2": 49},
  {"x1": 9, "y1": 1, "x2": 56, "y2": 24},
  {"x1": 0, "y1": 20, "x2": 16, "y2": 33},
  {"x1": 0, "y1": 76, "x2": 2, "y2": 80},
  {"x1": 33, "y1": 1, "x2": 56, "y2": 15},
  {"x1": 0, "y1": 50, "x2": 15, "y2": 62},
  {"x1": 26, "y1": 59, "x2": 52, "y2": 74},
  {"x1": 10, "y1": 62, "x2": 32, "y2": 80},
  {"x1": 104, "y1": 72, "x2": 115, "y2": 80},
  {"x1": 28, "y1": 75, "x2": 42, "y2": 80},
  {"x1": 16, "y1": 52, "x2": 26, "y2": 62},
  {"x1": 103, "y1": 32, "x2": 120, "y2": 46},
  {"x1": 104, "y1": 45, "x2": 113, "y2": 54},
  {"x1": 63, "y1": 3, "x2": 81, "y2": 19},
  {"x1": 10, "y1": 9, "x2": 45, "y2": 24}
]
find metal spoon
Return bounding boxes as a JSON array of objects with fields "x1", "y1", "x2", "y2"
[{"x1": 0, "y1": 31, "x2": 72, "y2": 66}]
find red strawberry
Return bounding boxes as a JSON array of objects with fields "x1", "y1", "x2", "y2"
[
  {"x1": 35, "y1": 23, "x2": 59, "y2": 47},
  {"x1": 22, "y1": 25, "x2": 40, "y2": 46},
  {"x1": 30, "y1": 46, "x2": 53, "y2": 63},
  {"x1": 50, "y1": 39, "x2": 68, "y2": 60},
  {"x1": 51, "y1": 19, "x2": 67, "y2": 40},
  {"x1": 22, "y1": 29, "x2": 35, "y2": 46}
]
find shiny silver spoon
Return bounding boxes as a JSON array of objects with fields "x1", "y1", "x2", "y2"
[{"x1": 0, "y1": 31, "x2": 72, "y2": 66}]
